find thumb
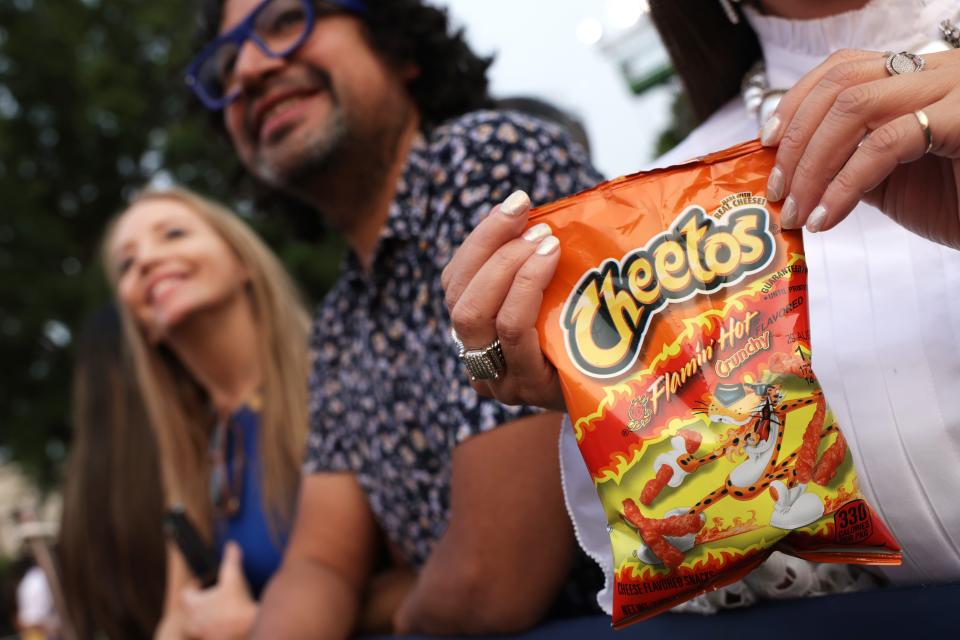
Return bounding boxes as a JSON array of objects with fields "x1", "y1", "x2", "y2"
[
  {"x1": 218, "y1": 541, "x2": 245, "y2": 585},
  {"x1": 181, "y1": 584, "x2": 202, "y2": 610}
]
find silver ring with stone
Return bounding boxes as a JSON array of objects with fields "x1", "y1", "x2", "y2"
[
  {"x1": 451, "y1": 328, "x2": 506, "y2": 381},
  {"x1": 884, "y1": 51, "x2": 926, "y2": 76}
]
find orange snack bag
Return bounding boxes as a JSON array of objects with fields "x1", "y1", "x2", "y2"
[{"x1": 530, "y1": 140, "x2": 900, "y2": 628}]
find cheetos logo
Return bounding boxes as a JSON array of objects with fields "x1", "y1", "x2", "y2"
[{"x1": 561, "y1": 205, "x2": 775, "y2": 379}]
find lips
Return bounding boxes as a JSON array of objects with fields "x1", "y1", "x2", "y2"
[
  {"x1": 251, "y1": 88, "x2": 323, "y2": 143},
  {"x1": 258, "y1": 92, "x2": 321, "y2": 143},
  {"x1": 246, "y1": 67, "x2": 335, "y2": 144},
  {"x1": 146, "y1": 273, "x2": 187, "y2": 306}
]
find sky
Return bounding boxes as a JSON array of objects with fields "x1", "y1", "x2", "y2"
[{"x1": 436, "y1": 0, "x2": 676, "y2": 179}]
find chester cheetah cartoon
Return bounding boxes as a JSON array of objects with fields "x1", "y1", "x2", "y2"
[{"x1": 625, "y1": 355, "x2": 847, "y2": 567}]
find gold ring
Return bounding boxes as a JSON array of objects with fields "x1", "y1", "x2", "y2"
[{"x1": 913, "y1": 109, "x2": 933, "y2": 154}]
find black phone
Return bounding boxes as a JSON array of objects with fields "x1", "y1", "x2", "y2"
[{"x1": 163, "y1": 506, "x2": 219, "y2": 588}]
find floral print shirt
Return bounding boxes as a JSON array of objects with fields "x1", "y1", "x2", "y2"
[{"x1": 304, "y1": 110, "x2": 602, "y2": 572}]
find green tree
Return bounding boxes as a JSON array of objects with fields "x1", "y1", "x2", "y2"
[{"x1": 0, "y1": 0, "x2": 340, "y2": 489}]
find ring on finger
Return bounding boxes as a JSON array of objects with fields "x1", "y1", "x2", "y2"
[
  {"x1": 451, "y1": 328, "x2": 506, "y2": 381},
  {"x1": 913, "y1": 109, "x2": 933, "y2": 154},
  {"x1": 884, "y1": 50, "x2": 926, "y2": 75},
  {"x1": 450, "y1": 327, "x2": 465, "y2": 355}
]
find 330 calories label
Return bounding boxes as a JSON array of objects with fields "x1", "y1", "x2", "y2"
[{"x1": 834, "y1": 499, "x2": 873, "y2": 544}]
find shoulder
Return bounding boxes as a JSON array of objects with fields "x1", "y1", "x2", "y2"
[
  {"x1": 417, "y1": 109, "x2": 601, "y2": 269},
  {"x1": 421, "y1": 109, "x2": 601, "y2": 238},
  {"x1": 429, "y1": 109, "x2": 570, "y2": 149},
  {"x1": 426, "y1": 109, "x2": 596, "y2": 184}
]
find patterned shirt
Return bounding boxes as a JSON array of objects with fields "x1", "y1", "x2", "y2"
[{"x1": 304, "y1": 110, "x2": 602, "y2": 568}]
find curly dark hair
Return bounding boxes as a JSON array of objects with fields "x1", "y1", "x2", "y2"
[{"x1": 195, "y1": 0, "x2": 494, "y2": 128}]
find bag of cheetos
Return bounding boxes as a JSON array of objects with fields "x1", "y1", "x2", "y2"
[{"x1": 530, "y1": 140, "x2": 901, "y2": 628}]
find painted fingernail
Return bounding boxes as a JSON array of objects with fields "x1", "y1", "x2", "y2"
[
  {"x1": 766, "y1": 166, "x2": 785, "y2": 202},
  {"x1": 535, "y1": 235, "x2": 559, "y2": 256},
  {"x1": 780, "y1": 195, "x2": 798, "y2": 228},
  {"x1": 523, "y1": 222, "x2": 551, "y2": 242},
  {"x1": 500, "y1": 190, "x2": 531, "y2": 216},
  {"x1": 760, "y1": 114, "x2": 781, "y2": 146},
  {"x1": 806, "y1": 204, "x2": 827, "y2": 232}
]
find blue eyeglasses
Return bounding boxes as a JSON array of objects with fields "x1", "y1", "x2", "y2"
[{"x1": 186, "y1": 0, "x2": 367, "y2": 111}]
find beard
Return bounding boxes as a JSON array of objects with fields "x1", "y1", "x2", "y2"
[
  {"x1": 252, "y1": 104, "x2": 349, "y2": 189},
  {"x1": 247, "y1": 65, "x2": 346, "y2": 188},
  {"x1": 248, "y1": 68, "x2": 415, "y2": 236}
]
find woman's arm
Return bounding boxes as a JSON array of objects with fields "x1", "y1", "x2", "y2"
[{"x1": 154, "y1": 544, "x2": 193, "y2": 640}]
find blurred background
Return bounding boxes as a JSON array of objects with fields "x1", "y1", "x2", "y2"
[{"x1": 0, "y1": 0, "x2": 692, "y2": 620}]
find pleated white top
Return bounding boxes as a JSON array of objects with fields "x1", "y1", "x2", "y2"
[{"x1": 560, "y1": 0, "x2": 960, "y2": 612}]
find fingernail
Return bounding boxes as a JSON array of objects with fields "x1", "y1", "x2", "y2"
[
  {"x1": 535, "y1": 235, "x2": 559, "y2": 256},
  {"x1": 760, "y1": 114, "x2": 781, "y2": 146},
  {"x1": 781, "y1": 195, "x2": 798, "y2": 228},
  {"x1": 523, "y1": 222, "x2": 551, "y2": 242},
  {"x1": 766, "y1": 166, "x2": 785, "y2": 202},
  {"x1": 500, "y1": 190, "x2": 531, "y2": 216},
  {"x1": 806, "y1": 204, "x2": 827, "y2": 232}
]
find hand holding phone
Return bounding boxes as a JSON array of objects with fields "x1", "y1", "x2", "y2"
[{"x1": 163, "y1": 505, "x2": 218, "y2": 588}]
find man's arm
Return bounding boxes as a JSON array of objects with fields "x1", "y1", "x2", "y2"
[
  {"x1": 253, "y1": 472, "x2": 378, "y2": 639},
  {"x1": 357, "y1": 565, "x2": 417, "y2": 634},
  {"x1": 394, "y1": 411, "x2": 576, "y2": 634}
]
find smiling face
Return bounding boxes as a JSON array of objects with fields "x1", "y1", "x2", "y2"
[
  {"x1": 219, "y1": 0, "x2": 416, "y2": 191},
  {"x1": 108, "y1": 198, "x2": 249, "y2": 341}
]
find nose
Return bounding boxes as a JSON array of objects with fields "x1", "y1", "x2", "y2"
[
  {"x1": 135, "y1": 239, "x2": 168, "y2": 277},
  {"x1": 231, "y1": 39, "x2": 286, "y2": 95}
]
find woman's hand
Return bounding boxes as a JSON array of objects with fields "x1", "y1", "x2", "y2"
[
  {"x1": 761, "y1": 47, "x2": 960, "y2": 249},
  {"x1": 180, "y1": 542, "x2": 257, "y2": 640},
  {"x1": 441, "y1": 190, "x2": 567, "y2": 412}
]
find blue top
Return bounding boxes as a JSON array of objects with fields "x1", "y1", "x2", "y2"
[{"x1": 215, "y1": 404, "x2": 288, "y2": 598}]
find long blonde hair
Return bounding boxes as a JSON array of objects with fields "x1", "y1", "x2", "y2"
[{"x1": 102, "y1": 186, "x2": 310, "y2": 537}]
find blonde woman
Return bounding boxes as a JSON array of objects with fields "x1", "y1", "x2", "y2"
[{"x1": 103, "y1": 187, "x2": 309, "y2": 639}]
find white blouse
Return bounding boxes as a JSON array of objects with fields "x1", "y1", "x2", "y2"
[{"x1": 560, "y1": 0, "x2": 960, "y2": 614}]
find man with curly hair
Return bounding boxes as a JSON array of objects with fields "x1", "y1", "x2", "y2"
[{"x1": 186, "y1": 0, "x2": 602, "y2": 635}]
